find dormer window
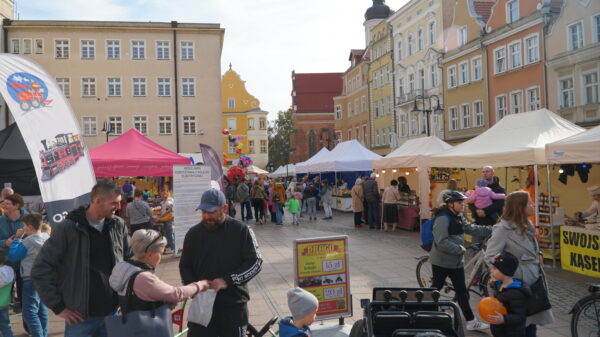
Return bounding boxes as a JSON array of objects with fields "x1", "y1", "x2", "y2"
[{"x1": 506, "y1": 0, "x2": 519, "y2": 24}]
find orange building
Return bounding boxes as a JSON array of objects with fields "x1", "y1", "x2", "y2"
[{"x1": 484, "y1": 0, "x2": 561, "y2": 125}]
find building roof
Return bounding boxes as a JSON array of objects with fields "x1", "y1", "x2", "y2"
[
  {"x1": 3, "y1": 19, "x2": 221, "y2": 30},
  {"x1": 473, "y1": 0, "x2": 496, "y2": 24},
  {"x1": 349, "y1": 49, "x2": 366, "y2": 59},
  {"x1": 292, "y1": 73, "x2": 342, "y2": 113},
  {"x1": 364, "y1": 0, "x2": 391, "y2": 21}
]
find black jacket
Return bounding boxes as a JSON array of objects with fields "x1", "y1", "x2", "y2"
[
  {"x1": 179, "y1": 217, "x2": 262, "y2": 308},
  {"x1": 31, "y1": 206, "x2": 132, "y2": 317},
  {"x1": 470, "y1": 176, "x2": 505, "y2": 226},
  {"x1": 302, "y1": 185, "x2": 318, "y2": 199},
  {"x1": 490, "y1": 280, "x2": 532, "y2": 337},
  {"x1": 363, "y1": 179, "x2": 380, "y2": 203}
]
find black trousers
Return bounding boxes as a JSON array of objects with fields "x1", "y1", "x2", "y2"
[
  {"x1": 431, "y1": 264, "x2": 474, "y2": 321},
  {"x1": 188, "y1": 304, "x2": 248, "y2": 337},
  {"x1": 252, "y1": 199, "x2": 265, "y2": 221},
  {"x1": 354, "y1": 212, "x2": 362, "y2": 226},
  {"x1": 240, "y1": 201, "x2": 253, "y2": 220}
]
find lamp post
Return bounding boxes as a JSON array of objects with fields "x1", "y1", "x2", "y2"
[
  {"x1": 410, "y1": 94, "x2": 444, "y2": 136},
  {"x1": 101, "y1": 121, "x2": 113, "y2": 143}
]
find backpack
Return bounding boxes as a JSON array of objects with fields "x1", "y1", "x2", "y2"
[{"x1": 420, "y1": 214, "x2": 450, "y2": 252}]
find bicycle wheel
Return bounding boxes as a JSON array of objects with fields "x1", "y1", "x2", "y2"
[
  {"x1": 469, "y1": 271, "x2": 494, "y2": 298},
  {"x1": 571, "y1": 293, "x2": 600, "y2": 337},
  {"x1": 416, "y1": 256, "x2": 433, "y2": 287}
]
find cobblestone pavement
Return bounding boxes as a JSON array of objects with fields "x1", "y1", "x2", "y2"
[{"x1": 8, "y1": 210, "x2": 598, "y2": 336}]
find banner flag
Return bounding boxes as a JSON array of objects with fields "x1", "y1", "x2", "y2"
[
  {"x1": 0, "y1": 54, "x2": 96, "y2": 225},
  {"x1": 200, "y1": 143, "x2": 224, "y2": 191}
]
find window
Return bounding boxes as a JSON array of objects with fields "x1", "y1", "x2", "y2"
[
  {"x1": 183, "y1": 116, "x2": 196, "y2": 135},
  {"x1": 560, "y1": 77, "x2": 574, "y2": 108},
  {"x1": 23, "y1": 39, "x2": 32, "y2": 54},
  {"x1": 133, "y1": 116, "x2": 148, "y2": 135},
  {"x1": 106, "y1": 40, "x2": 120, "y2": 60},
  {"x1": 107, "y1": 77, "x2": 121, "y2": 97},
  {"x1": 397, "y1": 41, "x2": 403, "y2": 61},
  {"x1": 381, "y1": 128, "x2": 387, "y2": 145},
  {"x1": 81, "y1": 40, "x2": 95, "y2": 59},
  {"x1": 374, "y1": 101, "x2": 379, "y2": 118},
  {"x1": 473, "y1": 101, "x2": 484, "y2": 127},
  {"x1": 508, "y1": 40, "x2": 521, "y2": 69},
  {"x1": 494, "y1": 47, "x2": 506, "y2": 74},
  {"x1": 362, "y1": 96, "x2": 367, "y2": 113},
  {"x1": 227, "y1": 118, "x2": 237, "y2": 130},
  {"x1": 335, "y1": 105, "x2": 342, "y2": 120},
  {"x1": 158, "y1": 116, "x2": 173, "y2": 135},
  {"x1": 471, "y1": 56, "x2": 482, "y2": 81},
  {"x1": 524, "y1": 34, "x2": 539, "y2": 64},
  {"x1": 460, "y1": 104, "x2": 471, "y2": 129},
  {"x1": 506, "y1": 0, "x2": 519, "y2": 23},
  {"x1": 496, "y1": 95, "x2": 508, "y2": 121},
  {"x1": 363, "y1": 125, "x2": 368, "y2": 145},
  {"x1": 56, "y1": 78, "x2": 70, "y2": 98},
  {"x1": 10, "y1": 39, "x2": 19, "y2": 54},
  {"x1": 430, "y1": 64, "x2": 438, "y2": 88},
  {"x1": 386, "y1": 66, "x2": 391, "y2": 83},
  {"x1": 180, "y1": 41, "x2": 194, "y2": 60},
  {"x1": 410, "y1": 114, "x2": 418, "y2": 136},
  {"x1": 417, "y1": 28, "x2": 424, "y2": 51},
  {"x1": 379, "y1": 69, "x2": 384, "y2": 86},
  {"x1": 526, "y1": 87, "x2": 540, "y2": 111},
  {"x1": 260, "y1": 140, "x2": 267, "y2": 153},
  {"x1": 429, "y1": 21, "x2": 436, "y2": 45},
  {"x1": 248, "y1": 140, "x2": 255, "y2": 154},
  {"x1": 459, "y1": 61, "x2": 469, "y2": 85},
  {"x1": 375, "y1": 130, "x2": 380, "y2": 146},
  {"x1": 55, "y1": 39, "x2": 69, "y2": 59},
  {"x1": 131, "y1": 40, "x2": 145, "y2": 60},
  {"x1": 583, "y1": 72, "x2": 599, "y2": 104},
  {"x1": 408, "y1": 72, "x2": 415, "y2": 92},
  {"x1": 228, "y1": 141, "x2": 236, "y2": 154},
  {"x1": 408, "y1": 34, "x2": 414, "y2": 56},
  {"x1": 82, "y1": 116, "x2": 97, "y2": 136},
  {"x1": 108, "y1": 116, "x2": 123, "y2": 135},
  {"x1": 568, "y1": 21, "x2": 584, "y2": 50},
  {"x1": 259, "y1": 118, "x2": 266, "y2": 129},
  {"x1": 35, "y1": 39, "x2": 43, "y2": 54},
  {"x1": 248, "y1": 118, "x2": 255, "y2": 130},
  {"x1": 448, "y1": 66, "x2": 457, "y2": 88},
  {"x1": 380, "y1": 99, "x2": 385, "y2": 116},
  {"x1": 156, "y1": 41, "x2": 170, "y2": 60},
  {"x1": 458, "y1": 26, "x2": 467, "y2": 46},
  {"x1": 132, "y1": 77, "x2": 147, "y2": 97},
  {"x1": 388, "y1": 127, "x2": 393, "y2": 144},
  {"x1": 510, "y1": 91, "x2": 522, "y2": 114},
  {"x1": 418, "y1": 68, "x2": 425, "y2": 89},
  {"x1": 228, "y1": 98, "x2": 236, "y2": 109},
  {"x1": 348, "y1": 103, "x2": 352, "y2": 117},
  {"x1": 181, "y1": 78, "x2": 195, "y2": 97},
  {"x1": 400, "y1": 113, "x2": 407, "y2": 137},
  {"x1": 387, "y1": 96, "x2": 392, "y2": 114},
  {"x1": 348, "y1": 130, "x2": 352, "y2": 141},
  {"x1": 157, "y1": 78, "x2": 171, "y2": 97},
  {"x1": 594, "y1": 14, "x2": 600, "y2": 43},
  {"x1": 398, "y1": 75, "x2": 405, "y2": 96},
  {"x1": 449, "y1": 107, "x2": 458, "y2": 131},
  {"x1": 372, "y1": 71, "x2": 378, "y2": 89},
  {"x1": 81, "y1": 77, "x2": 96, "y2": 97},
  {"x1": 355, "y1": 99, "x2": 360, "y2": 115}
]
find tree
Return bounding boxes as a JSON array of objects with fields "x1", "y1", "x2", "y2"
[{"x1": 268, "y1": 109, "x2": 294, "y2": 170}]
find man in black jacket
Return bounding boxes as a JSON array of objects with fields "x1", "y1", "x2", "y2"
[
  {"x1": 31, "y1": 179, "x2": 132, "y2": 337},
  {"x1": 180, "y1": 188, "x2": 262, "y2": 337}
]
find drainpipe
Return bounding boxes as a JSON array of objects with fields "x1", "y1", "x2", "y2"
[
  {"x1": 2, "y1": 19, "x2": 10, "y2": 128},
  {"x1": 172, "y1": 21, "x2": 180, "y2": 153},
  {"x1": 483, "y1": 39, "x2": 492, "y2": 129},
  {"x1": 541, "y1": 16, "x2": 549, "y2": 110},
  {"x1": 389, "y1": 24, "x2": 398, "y2": 146}
]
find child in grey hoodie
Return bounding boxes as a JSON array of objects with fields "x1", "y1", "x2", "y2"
[{"x1": 9, "y1": 212, "x2": 50, "y2": 337}]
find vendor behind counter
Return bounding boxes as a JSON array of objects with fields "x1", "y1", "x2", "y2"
[{"x1": 575, "y1": 185, "x2": 600, "y2": 223}]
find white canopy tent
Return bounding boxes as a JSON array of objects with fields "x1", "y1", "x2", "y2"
[
  {"x1": 546, "y1": 125, "x2": 600, "y2": 164},
  {"x1": 373, "y1": 136, "x2": 453, "y2": 219},
  {"x1": 269, "y1": 164, "x2": 296, "y2": 177},
  {"x1": 295, "y1": 147, "x2": 331, "y2": 174},
  {"x1": 247, "y1": 165, "x2": 268, "y2": 175},
  {"x1": 308, "y1": 140, "x2": 382, "y2": 172}
]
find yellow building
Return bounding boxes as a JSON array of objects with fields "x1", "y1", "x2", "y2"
[
  {"x1": 221, "y1": 65, "x2": 268, "y2": 168},
  {"x1": 441, "y1": 0, "x2": 493, "y2": 144}
]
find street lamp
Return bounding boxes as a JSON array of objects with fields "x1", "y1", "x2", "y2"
[
  {"x1": 101, "y1": 121, "x2": 113, "y2": 143},
  {"x1": 411, "y1": 94, "x2": 444, "y2": 136}
]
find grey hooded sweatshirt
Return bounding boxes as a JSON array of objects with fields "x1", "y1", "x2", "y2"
[
  {"x1": 19, "y1": 233, "x2": 50, "y2": 278},
  {"x1": 109, "y1": 261, "x2": 144, "y2": 296}
]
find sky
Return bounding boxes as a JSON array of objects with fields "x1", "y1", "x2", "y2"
[{"x1": 16, "y1": 0, "x2": 409, "y2": 120}]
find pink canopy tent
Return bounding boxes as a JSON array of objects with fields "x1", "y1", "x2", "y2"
[{"x1": 90, "y1": 128, "x2": 191, "y2": 177}]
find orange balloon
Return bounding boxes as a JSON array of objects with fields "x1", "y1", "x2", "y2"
[{"x1": 478, "y1": 297, "x2": 507, "y2": 323}]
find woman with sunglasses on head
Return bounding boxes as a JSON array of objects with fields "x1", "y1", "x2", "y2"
[{"x1": 109, "y1": 229, "x2": 210, "y2": 314}]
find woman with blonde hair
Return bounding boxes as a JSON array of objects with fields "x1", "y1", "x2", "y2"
[
  {"x1": 485, "y1": 191, "x2": 554, "y2": 337},
  {"x1": 351, "y1": 178, "x2": 364, "y2": 228}
]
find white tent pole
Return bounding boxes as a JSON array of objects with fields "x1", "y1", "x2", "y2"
[{"x1": 546, "y1": 164, "x2": 556, "y2": 268}]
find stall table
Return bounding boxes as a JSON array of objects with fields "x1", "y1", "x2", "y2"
[{"x1": 332, "y1": 194, "x2": 353, "y2": 212}]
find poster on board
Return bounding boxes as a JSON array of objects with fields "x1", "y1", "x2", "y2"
[
  {"x1": 560, "y1": 226, "x2": 600, "y2": 278},
  {"x1": 293, "y1": 236, "x2": 352, "y2": 320}
]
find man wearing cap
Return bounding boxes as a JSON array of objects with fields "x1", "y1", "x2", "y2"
[
  {"x1": 179, "y1": 188, "x2": 262, "y2": 337},
  {"x1": 575, "y1": 185, "x2": 600, "y2": 222}
]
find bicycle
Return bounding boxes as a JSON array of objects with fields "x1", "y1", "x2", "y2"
[
  {"x1": 570, "y1": 283, "x2": 600, "y2": 337},
  {"x1": 415, "y1": 242, "x2": 493, "y2": 300}
]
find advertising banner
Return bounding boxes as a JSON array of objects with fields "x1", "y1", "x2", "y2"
[
  {"x1": 293, "y1": 236, "x2": 352, "y2": 320},
  {"x1": 0, "y1": 55, "x2": 96, "y2": 225},
  {"x1": 560, "y1": 226, "x2": 600, "y2": 278},
  {"x1": 173, "y1": 165, "x2": 211, "y2": 254}
]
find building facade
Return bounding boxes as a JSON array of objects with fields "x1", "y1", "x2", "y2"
[
  {"x1": 0, "y1": 0, "x2": 12, "y2": 20},
  {"x1": 221, "y1": 65, "x2": 268, "y2": 168},
  {"x1": 546, "y1": 0, "x2": 600, "y2": 127},
  {"x1": 333, "y1": 49, "x2": 370, "y2": 147},
  {"x1": 289, "y1": 71, "x2": 342, "y2": 163},
  {"x1": 390, "y1": 0, "x2": 454, "y2": 145},
  {"x1": 441, "y1": 0, "x2": 494, "y2": 144},
  {"x1": 1, "y1": 20, "x2": 224, "y2": 156}
]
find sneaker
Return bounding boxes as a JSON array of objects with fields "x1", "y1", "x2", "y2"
[{"x1": 466, "y1": 319, "x2": 489, "y2": 331}]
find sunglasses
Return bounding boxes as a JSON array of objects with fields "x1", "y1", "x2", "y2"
[{"x1": 145, "y1": 233, "x2": 164, "y2": 253}]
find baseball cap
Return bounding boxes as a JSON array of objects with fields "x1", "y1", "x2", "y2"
[{"x1": 196, "y1": 188, "x2": 226, "y2": 212}]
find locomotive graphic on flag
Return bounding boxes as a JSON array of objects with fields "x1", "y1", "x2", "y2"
[
  {"x1": 6, "y1": 72, "x2": 53, "y2": 112},
  {"x1": 39, "y1": 133, "x2": 85, "y2": 181}
]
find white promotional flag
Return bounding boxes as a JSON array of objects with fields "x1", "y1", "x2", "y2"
[{"x1": 0, "y1": 54, "x2": 96, "y2": 225}]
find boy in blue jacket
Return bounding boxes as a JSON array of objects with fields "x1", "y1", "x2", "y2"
[{"x1": 279, "y1": 287, "x2": 318, "y2": 337}]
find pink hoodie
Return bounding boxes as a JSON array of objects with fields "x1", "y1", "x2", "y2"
[{"x1": 466, "y1": 187, "x2": 505, "y2": 209}]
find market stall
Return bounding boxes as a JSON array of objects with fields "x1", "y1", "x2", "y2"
[
  {"x1": 269, "y1": 164, "x2": 296, "y2": 178},
  {"x1": 295, "y1": 147, "x2": 331, "y2": 174}
]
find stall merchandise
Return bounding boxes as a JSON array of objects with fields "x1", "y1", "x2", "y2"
[{"x1": 538, "y1": 193, "x2": 562, "y2": 260}]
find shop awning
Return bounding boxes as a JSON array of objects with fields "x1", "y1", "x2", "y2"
[
  {"x1": 546, "y1": 125, "x2": 600, "y2": 164},
  {"x1": 373, "y1": 136, "x2": 453, "y2": 169},
  {"x1": 306, "y1": 140, "x2": 381, "y2": 172}
]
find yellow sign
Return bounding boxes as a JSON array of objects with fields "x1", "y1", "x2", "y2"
[
  {"x1": 294, "y1": 236, "x2": 351, "y2": 320},
  {"x1": 560, "y1": 226, "x2": 600, "y2": 278}
]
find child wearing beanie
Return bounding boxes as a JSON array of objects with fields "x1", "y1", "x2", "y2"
[
  {"x1": 279, "y1": 287, "x2": 319, "y2": 337},
  {"x1": 486, "y1": 251, "x2": 531, "y2": 337}
]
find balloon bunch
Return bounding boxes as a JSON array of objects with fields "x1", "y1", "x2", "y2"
[
  {"x1": 238, "y1": 154, "x2": 253, "y2": 168},
  {"x1": 226, "y1": 166, "x2": 246, "y2": 183},
  {"x1": 222, "y1": 128, "x2": 254, "y2": 168}
]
